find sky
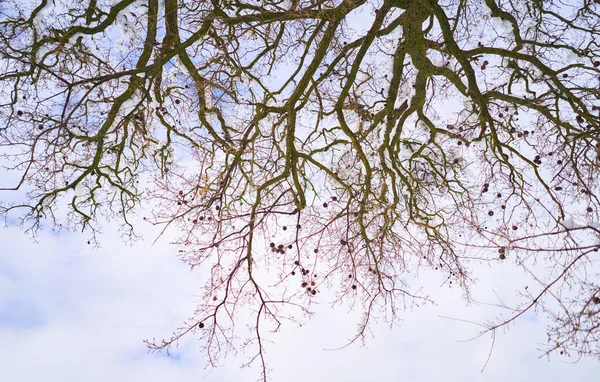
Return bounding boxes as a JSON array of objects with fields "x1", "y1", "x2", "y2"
[
  {"x1": 1, "y1": 217, "x2": 599, "y2": 382},
  {"x1": 1, "y1": 1, "x2": 600, "y2": 381}
]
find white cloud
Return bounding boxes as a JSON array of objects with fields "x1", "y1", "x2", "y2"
[{"x1": 1, "y1": 221, "x2": 599, "y2": 382}]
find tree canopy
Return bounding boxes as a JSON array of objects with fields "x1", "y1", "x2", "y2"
[{"x1": 1, "y1": 0, "x2": 600, "y2": 379}]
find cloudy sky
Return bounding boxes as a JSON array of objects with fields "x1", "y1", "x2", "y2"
[
  {"x1": 1, "y1": 1, "x2": 599, "y2": 381},
  {"x1": 1, "y1": 215, "x2": 599, "y2": 382}
]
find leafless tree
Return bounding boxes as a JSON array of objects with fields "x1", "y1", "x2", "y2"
[{"x1": 1, "y1": 0, "x2": 600, "y2": 379}]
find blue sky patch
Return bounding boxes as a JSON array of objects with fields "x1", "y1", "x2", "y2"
[{"x1": 0, "y1": 298, "x2": 47, "y2": 329}]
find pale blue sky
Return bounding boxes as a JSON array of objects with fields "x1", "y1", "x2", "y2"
[
  {"x1": 1, "y1": 1, "x2": 600, "y2": 381},
  {"x1": 1, "y1": 219, "x2": 599, "y2": 382}
]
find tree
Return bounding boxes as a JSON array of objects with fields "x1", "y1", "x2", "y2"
[{"x1": 1, "y1": 0, "x2": 600, "y2": 379}]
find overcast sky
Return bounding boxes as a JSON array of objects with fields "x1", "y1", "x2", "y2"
[
  {"x1": 2, "y1": 1, "x2": 600, "y2": 381},
  {"x1": 1, "y1": 217, "x2": 599, "y2": 382}
]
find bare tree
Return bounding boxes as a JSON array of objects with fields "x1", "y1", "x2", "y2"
[{"x1": 1, "y1": 0, "x2": 600, "y2": 379}]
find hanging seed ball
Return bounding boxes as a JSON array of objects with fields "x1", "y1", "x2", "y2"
[
  {"x1": 557, "y1": 160, "x2": 563, "y2": 165},
  {"x1": 323, "y1": 202, "x2": 328, "y2": 208},
  {"x1": 301, "y1": 282, "x2": 308, "y2": 288},
  {"x1": 499, "y1": 253, "x2": 506, "y2": 260},
  {"x1": 587, "y1": 207, "x2": 594, "y2": 212},
  {"x1": 296, "y1": 224, "x2": 301, "y2": 229},
  {"x1": 498, "y1": 247, "x2": 506, "y2": 254},
  {"x1": 512, "y1": 225, "x2": 518, "y2": 230},
  {"x1": 294, "y1": 260, "x2": 299, "y2": 265},
  {"x1": 488, "y1": 211, "x2": 494, "y2": 216},
  {"x1": 311, "y1": 290, "x2": 317, "y2": 295},
  {"x1": 17, "y1": 110, "x2": 23, "y2": 116},
  {"x1": 592, "y1": 296, "x2": 600, "y2": 304},
  {"x1": 288, "y1": 244, "x2": 293, "y2": 249},
  {"x1": 175, "y1": 99, "x2": 181, "y2": 104},
  {"x1": 313, "y1": 248, "x2": 318, "y2": 254},
  {"x1": 278, "y1": 244, "x2": 284, "y2": 249},
  {"x1": 594, "y1": 61, "x2": 600, "y2": 67},
  {"x1": 311, "y1": 281, "x2": 316, "y2": 286},
  {"x1": 291, "y1": 271, "x2": 296, "y2": 276},
  {"x1": 497, "y1": 193, "x2": 502, "y2": 198},
  {"x1": 270, "y1": 243, "x2": 275, "y2": 248},
  {"x1": 351, "y1": 285, "x2": 357, "y2": 290},
  {"x1": 307, "y1": 287, "x2": 312, "y2": 292},
  {"x1": 332, "y1": 196, "x2": 338, "y2": 201},
  {"x1": 340, "y1": 239, "x2": 347, "y2": 246},
  {"x1": 283, "y1": 226, "x2": 287, "y2": 230},
  {"x1": 501, "y1": 205, "x2": 506, "y2": 210},
  {"x1": 348, "y1": 274, "x2": 353, "y2": 278},
  {"x1": 198, "y1": 322, "x2": 205, "y2": 329}
]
